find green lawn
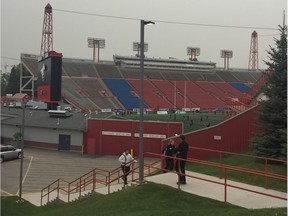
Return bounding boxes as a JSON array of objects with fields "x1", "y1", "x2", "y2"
[
  {"x1": 1, "y1": 183, "x2": 286, "y2": 216},
  {"x1": 126, "y1": 112, "x2": 226, "y2": 133},
  {"x1": 186, "y1": 153, "x2": 287, "y2": 192}
]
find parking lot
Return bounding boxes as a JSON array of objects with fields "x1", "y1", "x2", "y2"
[{"x1": 1, "y1": 147, "x2": 124, "y2": 196}]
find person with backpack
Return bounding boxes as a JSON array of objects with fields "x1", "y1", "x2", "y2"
[
  {"x1": 118, "y1": 149, "x2": 135, "y2": 184},
  {"x1": 162, "y1": 139, "x2": 176, "y2": 172}
]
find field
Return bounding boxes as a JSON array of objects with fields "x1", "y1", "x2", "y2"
[
  {"x1": 1, "y1": 183, "x2": 286, "y2": 216},
  {"x1": 126, "y1": 112, "x2": 226, "y2": 133}
]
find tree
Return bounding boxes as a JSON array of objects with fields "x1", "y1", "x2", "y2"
[
  {"x1": 5, "y1": 64, "x2": 32, "y2": 95},
  {"x1": 6, "y1": 65, "x2": 20, "y2": 95},
  {"x1": 252, "y1": 25, "x2": 287, "y2": 160},
  {"x1": 1, "y1": 72, "x2": 10, "y2": 96}
]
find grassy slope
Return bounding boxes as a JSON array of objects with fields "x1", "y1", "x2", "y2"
[{"x1": 1, "y1": 183, "x2": 286, "y2": 216}]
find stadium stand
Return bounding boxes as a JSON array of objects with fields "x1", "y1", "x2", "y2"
[
  {"x1": 194, "y1": 81, "x2": 228, "y2": 100},
  {"x1": 215, "y1": 70, "x2": 239, "y2": 82},
  {"x1": 62, "y1": 77, "x2": 100, "y2": 111},
  {"x1": 71, "y1": 77, "x2": 122, "y2": 109},
  {"x1": 161, "y1": 71, "x2": 188, "y2": 80},
  {"x1": 103, "y1": 78, "x2": 147, "y2": 109},
  {"x1": 128, "y1": 79, "x2": 173, "y2": 109},
  {"x1": 175, "y1": 80, "x2": 224, "y2": 109},
  {"x1": 20, "y1": 53, "x2": 260, "y2": 111},
  {"x1": 94, "y1": 64, "x2": 122, "y2": 78},
  {"x1": 150, "y1": 80, "x2": 196, "y2": 109},
  {"x1": 230, "y1": 71, "x2": 259, "y2": 83},
  {"x1": 212, "y1": 82, "x2": 244, "y2": 98},
  {"x1": 202, "y1": 73, "x2": 223, "y2": 81},
  {"x1": 21, "y1": 54, "x2": 39, "y2": 76},
  {"x1": 229, "y1": 82, "x2": 250, "y2": 93},
  {"x1": 62, "y1": 59, "x2": 98, "y2": 77}
]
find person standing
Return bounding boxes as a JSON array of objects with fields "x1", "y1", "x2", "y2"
[
  {"x1": 118, "y1": 149, "x2": 135, "y2": 184},
  {"x1": 162, "y1": 139, "x2": 176, "y2": 172},
  {"x1": 175, "y1": 135, "x2": 189, "y2": 184}
]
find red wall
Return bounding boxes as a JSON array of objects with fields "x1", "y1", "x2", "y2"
[
  {"x1": 162, "y1": 106, "x2": 260, "y2": 160},
  {"x1": 84, "y1": 119, "x2": 183, "y2": 156}
]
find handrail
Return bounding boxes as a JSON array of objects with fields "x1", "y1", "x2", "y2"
[
  {"x1": 189, "y1": 146, "x2": 287, "y2": 163},
  {"x1": 188, "y1": 146, "x2": 287, "y2": 188},
  {"x1": 41, "y1": 178, "x2": 70, "y2": 206},
  {"x1": 41, "y1": 150, "x2": 287, "y2": 206},
  {"x1": 40, "y1": 159, "x2": 140, "y2": 205},
  {"x1": 144, "y1": 152, "x2": 287, "y2": 202}
]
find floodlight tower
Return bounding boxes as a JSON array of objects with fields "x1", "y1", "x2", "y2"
[
  {"x1": 187, "y1": 47, "x2": 200, "y2": 61},
  {"x1": 221, "y1": 50, "x2": 233, "y2": 70},
  {"x1": 40, "y1": 3, "x2": 53, "y2": 57},
  {"x1": 133, "y1": 42, "x2": 148, "y2": 57},
  {"x1": 87, "y1": 38, "x2": 105, "y2": 62},
  {"x1": 248, "y1": 31, "x2": 259, "y2": 71}
]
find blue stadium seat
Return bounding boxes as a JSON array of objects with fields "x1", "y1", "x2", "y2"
[
  {"x1": 229, "y1": 82, "x2": 250, "y2": 93},
  {"x1": 103, "y1": 78, "x2": 149, "y2": 109}
]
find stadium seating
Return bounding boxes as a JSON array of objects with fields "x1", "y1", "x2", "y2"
[
  {"x1": 21, "y1": 57, "x2": 38, "y2": 76},
  {"x1": 72, "y1": 78, "x2": 122, "y2": 109},
  {"x1": 103, "y1": 78, "x2": 148, "y2": 109},
  {"x1": 230, "y1": 71, "x2": 258, "y2": 83},
  {"x1": 175, "y1": 80, "x2": 224, "y2": 109},
  {"x1": 212, "y1": 82, "x2": 244, "y2": 98},
  {"x1": 62, "y1": 60, "x2": 98, "y2": 77},
  {"x1": 95, "y1": 64, "x2": 122, "y2": 78},
  {"x1": 128, "y1": 79, "x2": 173, "y2": 109},
  {"x1": 20, "y1": 53, "x2": 261, "y2": 111},
  {"x1": 229, "y1": 82, "x2": 250, "y2": 93},
  {"x1": 215, "y1": 70, "x2": 239, "y2": 82},
  {"x1": 62, "y1": 77, "x2": 100, "y2": 110}
]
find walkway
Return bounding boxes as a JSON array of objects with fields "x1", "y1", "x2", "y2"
[
  {"x1": 22, "y1": 171, "x2": 287, "y2": 209},
  {"x1": 146, "y1": 171, "x2": 287, "y2": 209}
]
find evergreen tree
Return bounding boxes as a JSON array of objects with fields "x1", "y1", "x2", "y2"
[
  {"x1": 1, "y1": 72, "x2": 10, "y2": 96},
  {"x1": 6, "y1": 65, "x2": 20, "y2": 94},
  {"x1": 5, "y1": 64, "x2": 32, "y2": 95},
  {"x1": 252, "y1": 25, "x2": 287, "y2": 160}
]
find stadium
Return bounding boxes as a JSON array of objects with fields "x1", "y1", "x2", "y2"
[
  {"x1": 1, "y1": 3, "x2": 286, "y2": 213},
  {"x1": 1, "y1": 2, "x2": 270, "y2": 167}
]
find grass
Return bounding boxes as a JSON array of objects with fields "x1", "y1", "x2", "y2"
[
  {"x1": 1, "y1": 183, "x2": 286, "y2": 216},
  {"x1": 186, "y1": 153, "x2": 287, "y2": 192},
  {"x1": 126, "y1": 112, "x2": 226, "y2": 133}
]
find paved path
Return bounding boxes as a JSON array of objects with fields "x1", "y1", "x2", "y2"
[
  {"x1": 2, "y1": 147, "x2": 287, "y2": 209},
  {"x1": 146, "y1": 171, "x2": 287, "y2": 209}
]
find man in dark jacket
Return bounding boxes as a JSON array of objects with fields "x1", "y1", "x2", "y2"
[
  {"x1": 162, "y1": 139, "x2": 176, "y2": 172},
  {"x1": 175, "y1": 134, "x2": 189, "y2": 184}
]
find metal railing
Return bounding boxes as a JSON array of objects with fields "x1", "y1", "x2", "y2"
[
  {"x1": 188, "y1": 146, "x2": 287, "y2": 189},
  {"x1": 40, "y1": 159, "x2": 145, "y2": 206},
  {"x1": 144, "y1": 152, "x2": 287, "y2": 203}
]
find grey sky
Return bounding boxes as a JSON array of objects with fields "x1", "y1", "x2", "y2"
[{"x1": 1, "y1": 0, "x2": 286, "y2": 72}]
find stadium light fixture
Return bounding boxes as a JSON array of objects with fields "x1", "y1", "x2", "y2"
[
  {"x1": 139, "y1": 20, "x2": 155, "y2": 185},
  {"x1": 187, "y1": 47, "x2": 200, "y2": 61},
  {"x1": 133, "y1": 42, "x2": 148, "y2": 57},
  {"x1": 87, "y1": 38, "x2": 105, "y2": 62},
  {"x1": 220, "y1": 50, "x2": 233, "y2": 70}
]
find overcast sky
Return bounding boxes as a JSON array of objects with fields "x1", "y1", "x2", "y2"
[{"x1": 1, "y1": 0, "x2": 286, "y2": 72}]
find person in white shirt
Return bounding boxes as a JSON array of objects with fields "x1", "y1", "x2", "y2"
[{"x1": 118, "y1": 149, "x2": 135, "y2": 184}]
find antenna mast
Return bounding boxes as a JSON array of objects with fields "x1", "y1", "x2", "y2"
[{"x1": 40, "y1": 3, "x2": 53, "y2": 57}]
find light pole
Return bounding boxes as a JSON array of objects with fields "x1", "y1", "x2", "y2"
[
  {"x1": 18, "y1": 96, "x2": 28, "y2": 202},
  {"x1": 139, "y1": 20, "x2": 154, "y2": 184}
]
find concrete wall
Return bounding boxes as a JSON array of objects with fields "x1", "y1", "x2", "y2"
[
  {"x1": 162, "y1": 105, "x2": 260, "y2": 160},
  {"x1": 84, "y1": 119, "x2": 183, "y2": 156},
  {"x1": 1, "y1": 124, "x2": 83, "y2": 151}
]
